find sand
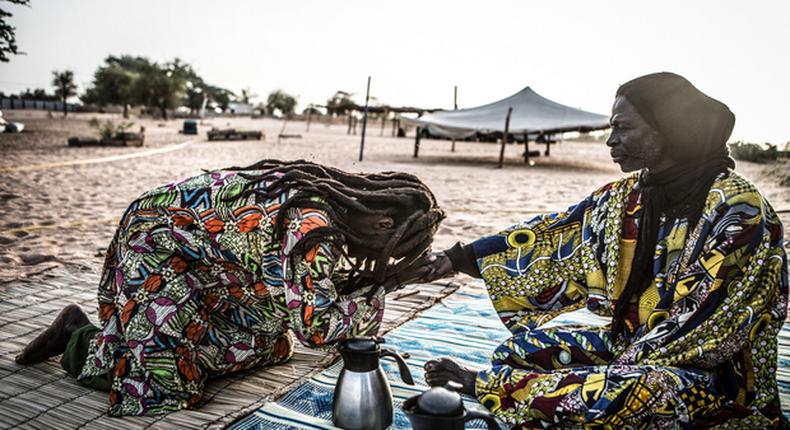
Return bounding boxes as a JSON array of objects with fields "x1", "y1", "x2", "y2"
[{"x1": 1, "y1": 110, "x2": 788, "y2": 284}]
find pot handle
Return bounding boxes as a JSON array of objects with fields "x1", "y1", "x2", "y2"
[
  {"x1": 464, "y1": 410, "x2": 500, "y2": 430},
  {"x1": 380, "y1": 348, "x2": 414, "y2": 385}
]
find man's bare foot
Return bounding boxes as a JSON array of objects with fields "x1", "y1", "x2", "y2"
[
  {"x1": 15, "y1": 304, "x2": 90, "y2": 365},
  {"x1": 423, "y1": 357, "x2": 477, "y2": 395}
]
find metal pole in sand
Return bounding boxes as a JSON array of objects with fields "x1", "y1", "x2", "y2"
[
  {"x1": 306, "y1": 104, "x2": 312, "y2": 132},
  {"x1": 414, "y1": 127, "x2": 421, "y2": 158},
  {"x1": 498, "y1": 107, "x2": 513, "y2": 168},
  {"x1": 359, "y1": 76, "x2": 371, "y2": 162},
  {"x1": 451, "y1": 85, "x2": 458, "y2": 152},
  {"x1": 524, "y1": 132, "x2": 531, "y2": 164}
]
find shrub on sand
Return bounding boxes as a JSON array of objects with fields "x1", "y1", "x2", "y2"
[
  {"x1": 89, "y1": 118, "x2": 135, "y2": 141},
  {"x1": 729, "y1": 141, "x2": 778, "y2": 163}
]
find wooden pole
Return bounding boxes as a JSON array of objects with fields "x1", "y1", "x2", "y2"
[
  {"x1": 380, "y1": 110, "x2": 386, "y2": 136},
  {"x1": 523, "y1": 133, "x2": 530, "y2": 164},
  {"x1": 306, "y1": 105, "x2": 313, "y2": 132},
  {"x1": 544, "y1": 133, "x2": 551, "y2": 156},
  {"x1": 498, "y1": 107, "x2": 513, "y2": 169},
  {"x1": 347, "y1": 114, "x2": 353, "y2": 134},
  {"x1": 391, "y1": 114, "x2": 398, "y2": 136},
  {"x1": 451, "y1": 85, "x2": 458, "y2": 152},
  {"x1": 414, "y1": 127, "x2": 421, "y2": 158},
  {"x1": 358, "y1": 76, "x2": 371, "y2": 162},
  {"x1": 277, "y1": 118, "x2": 289, "y2": 143}
]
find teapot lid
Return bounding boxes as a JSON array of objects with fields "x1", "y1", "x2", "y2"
[
  {"x1": 341, "y1": 337, "x2": 380, "y2": 353},
  {"x1": 416, "y1": 381, "x2": 464, "y2": 417},
  {"x1": 338, "y1": 337, "x2": 382, "y2": 372}
]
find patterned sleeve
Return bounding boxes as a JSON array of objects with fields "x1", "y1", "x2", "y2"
[
  {"x1": 627, "y1": 181, "x2": 788, "y2": 369},
  {"x1": 469, "y1": 181, "x2": 622, "y2": 333},
  {"x1": 282, "y1": 207, "x2": 385, "y2": 350}
]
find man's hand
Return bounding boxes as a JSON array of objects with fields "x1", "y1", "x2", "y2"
[{"x1": 382, "y1": 251, "x2": 455, "y2": 293}]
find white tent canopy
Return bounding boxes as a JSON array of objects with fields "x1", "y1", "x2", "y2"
[{"x1": 403, "y1": 86, "x2": 610, "y2": 139}]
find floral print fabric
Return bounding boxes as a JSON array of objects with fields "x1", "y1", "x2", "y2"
[
  {"x1": 470, "y1": 171, "x2": 788, "y2": 428},
  {"x1": 79, "y1": 171, "x2": 385, "y2": 416}
]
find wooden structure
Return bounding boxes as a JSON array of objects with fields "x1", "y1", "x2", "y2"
[
  {"x1": 207, "y1": 128, "x2": 264, "y2": 141},
  {"x1": 68, "y1": 131, "x2": 145, "y2": 148}
]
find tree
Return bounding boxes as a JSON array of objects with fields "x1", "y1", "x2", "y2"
[
  {"x1": 52, "y1": 70, "x2": 77, "y2": 117},
  {"x1": 131, "y1": 59, "x2": 187, "y2": 120},
  {"x1": 81, "y1": 55, "x2": 233, "y2": 118},
  {"x1": 32, "y1": 88, "x2": 55, "y2": 101},
  {"x1": 266, "y1": 89, "x2": 297, "y2": 117},
  {"x1": 326, "y1": 90, "x2": 357, "y2": 116},
  {"x1": 83, "y1": 62, "x2": 136, "y2": 117},
  {"x1": 238, "y1": 87, "x2": 256, "y2": 105},
  {"x1": 0, "y1": 0, "x2": 30, "y2": 62}
]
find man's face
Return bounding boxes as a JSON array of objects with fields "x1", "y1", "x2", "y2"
[{"x1": 606, "y1": 96, "x2": 669, "y2": 173}]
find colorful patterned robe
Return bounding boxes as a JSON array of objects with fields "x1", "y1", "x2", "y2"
[
  {"x1": 79, "y1": 170, "x2": 385, "y2": 416},
  {"x1": 469, "y1": 170, "x2": 788, "y2": 429}
]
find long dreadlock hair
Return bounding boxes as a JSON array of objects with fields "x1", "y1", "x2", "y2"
[{"x1": 224, "y1": 159, "x2": 445, "y2": 293}]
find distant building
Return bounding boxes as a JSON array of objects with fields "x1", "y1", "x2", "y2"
[{"x1": 226, "y1": 102, "x2": 254, "y2": 115}]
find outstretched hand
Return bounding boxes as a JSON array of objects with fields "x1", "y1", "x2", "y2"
[{"x1": 382, "y1": 251, "x2": 455, "y2": 293}]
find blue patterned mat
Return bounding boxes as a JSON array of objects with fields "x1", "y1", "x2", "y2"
[{"x1": 231, "y1": 289, "x2": 790, "y2": 429}]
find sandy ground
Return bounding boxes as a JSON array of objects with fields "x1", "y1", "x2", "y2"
[{"x1": 1, "y1": 110, "x2": 788, "y2": 283}]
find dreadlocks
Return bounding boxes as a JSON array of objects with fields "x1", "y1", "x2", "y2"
[{"x1": 224, "y1": 159, "x2": 445, "y2": 292}]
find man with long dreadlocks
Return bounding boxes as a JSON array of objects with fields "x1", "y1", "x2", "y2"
[
  {"x1": 402, "y1": 73, "x2": 788, "y2": 428},
  {"x1": 14, "y1": 160, "x2": 444, "y2": 416}
]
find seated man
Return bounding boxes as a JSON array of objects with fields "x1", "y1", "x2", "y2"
[{"x1": 406, "y1": 73, "x2": 788, "y2": 428}]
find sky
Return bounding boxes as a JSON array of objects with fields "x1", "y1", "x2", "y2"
[{"x1": 1, "y1": 0, "x2": 788, "y2": 143}]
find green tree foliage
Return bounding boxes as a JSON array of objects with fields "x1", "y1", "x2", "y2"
[
  {"x1": 83, "y1": 63, "x2": 136, "y2": 117},
  {"x1": 266, "y1": 89, "x2": 297, "y2": 117},
  {"x1": 326, "y1": 90, "x2": 357, "y2": 116},
  {"x1": 204, "y1": 85, "x2": 234, "y2": 112},
  {"x1": 51, "y1": 69, "x2": 77, "y2": 117},
  {"x1": 0, "y1": 0, "x2": 29, "y2": 62},
  {"x1": 83, "y1": 55, "x2": 153, "y2": 117},
  {"x1": 82, "y1": 55, "x2": 235, "y2": 118},
  {"x1": 729, "y1": 141, "x2": 779, "y2": 163},
  {"x1": 239, "y1": 87, "x2": 256, "y2": 105},
  {"x1": 130, "y1": 59, "x2": 190, "y2": 120}
]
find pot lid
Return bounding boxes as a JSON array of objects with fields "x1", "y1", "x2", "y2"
[{"x1": 416, "y1": 381, "x2": 464, "y2": 416}]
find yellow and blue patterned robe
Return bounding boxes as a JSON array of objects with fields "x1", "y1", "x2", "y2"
[
  {"x1": 79, "y1": 170, "x2": 385, "y2": 416},
  {"x1": 469, "y1": 170, "x2": 787, "y2": 428}
]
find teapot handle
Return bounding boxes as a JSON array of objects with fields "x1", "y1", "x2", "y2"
[
  {"x1": 464, "y1": 410, "x2": 500, "y2": 430},
  {"x1": 380, "y1": 348, "x2": 414, "y2": 385}
]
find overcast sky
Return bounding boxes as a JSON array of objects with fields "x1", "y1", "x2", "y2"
[{"x1": 1, "y1": 0, "x2": 788, "y2": 143}]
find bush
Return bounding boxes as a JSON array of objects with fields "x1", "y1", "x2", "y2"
[
  {"x1": 729, "y1": 141, "x2": 778, "y2": 163},
  {"x1": 89, "y1": 118, "x2": 135, "y2": 141}
]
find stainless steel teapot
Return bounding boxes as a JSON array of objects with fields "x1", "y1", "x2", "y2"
[{"x1": 332, "y1": 337, "x2": 414, "y2": 429}]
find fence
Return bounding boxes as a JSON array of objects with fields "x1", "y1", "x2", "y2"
[{"x1": 1, "y1": 98, "x2": 78, "y2": 112}]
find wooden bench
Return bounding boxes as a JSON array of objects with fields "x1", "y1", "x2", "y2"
[{"x1": 207, "y1": 128, "x2": 264, "y2": 141}]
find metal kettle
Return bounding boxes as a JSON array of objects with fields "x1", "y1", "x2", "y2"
[
  {"x1": 332, "y1": 337, "x2": 414, "y2": 429},
  {"x1": 403, "y1": 381, "x2": 500, "y2": 430}
]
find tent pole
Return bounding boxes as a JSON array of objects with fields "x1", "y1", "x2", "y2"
[
  {"x1": 347, "y1": 114, "x2": 352, "y2": 134},
  {"x1": 306, "y1": 104, "x2": 312, "y2": 132},
  {"x1": 545, "y1": 133, "x2": 551, "y2": 156},
  {"x1": 451, "y1": 85, "x2": 458, "y2": 152},
  {"x1": 498, "y1": 107, "x2": 513, "y2": 168},
  {"x1": 523, "y1": 133, "x2": 530, "y2": 164},
  {"x1": 414, "y1": 127, "x2": 421, "y2": 158},
  {"x1": 359, "y1": 76, "x2": 371, "y2": 162},
  {"x1": 392, "y1": 114, "x2": 397, "y2": 136}
]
